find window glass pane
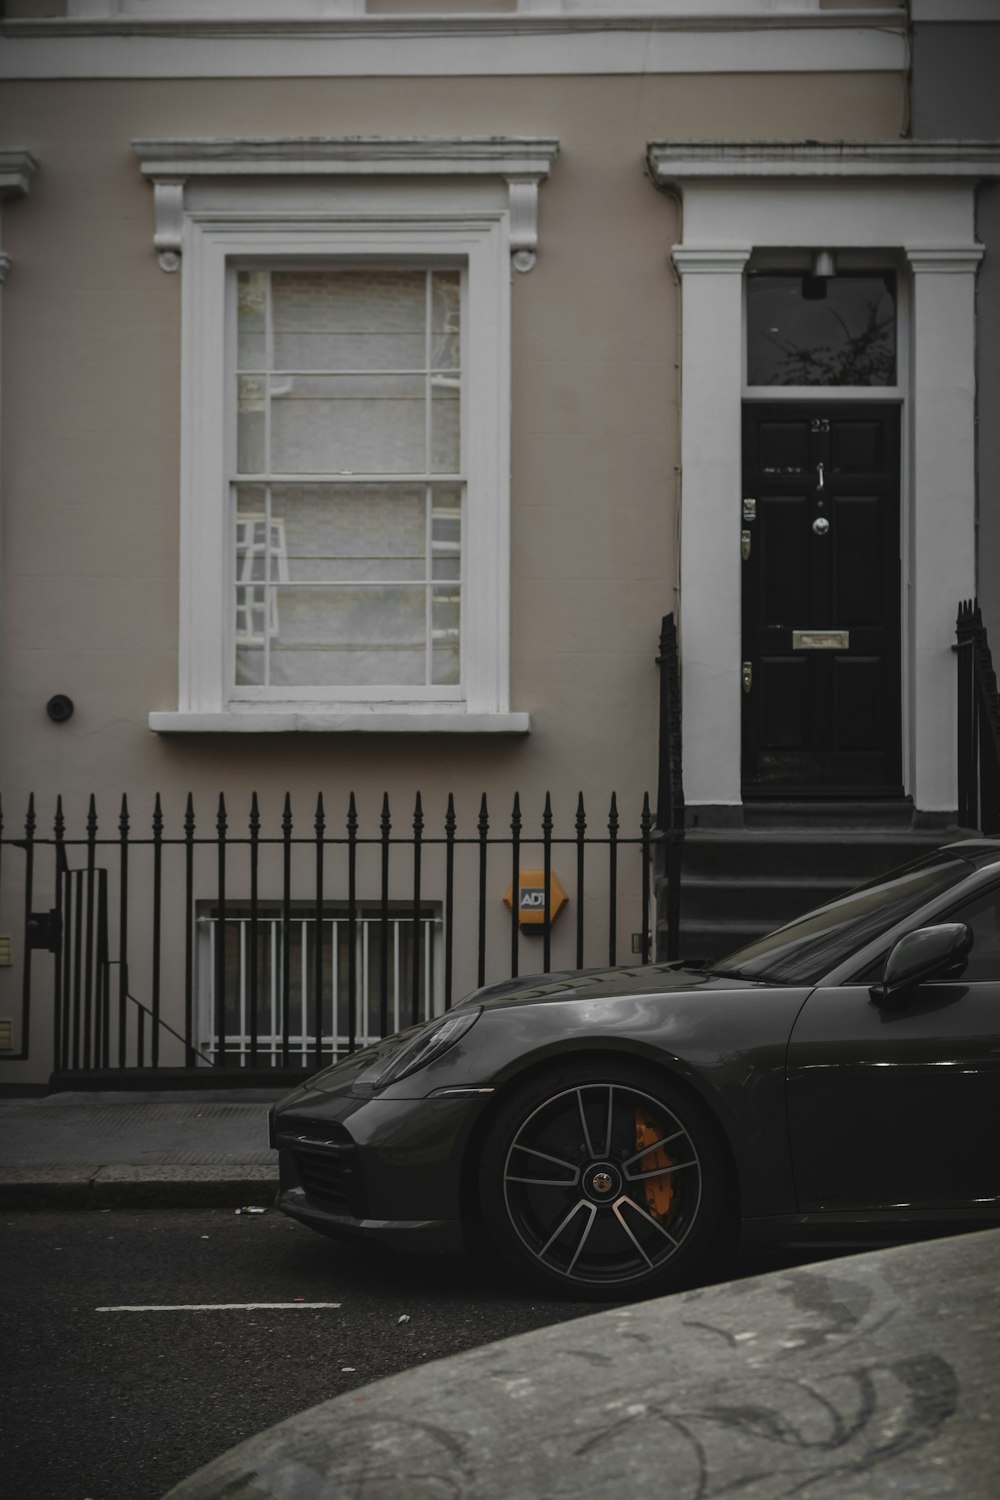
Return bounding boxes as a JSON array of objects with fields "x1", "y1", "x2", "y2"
[
  {"x1": 270, "y1": 584, "x2": 426, "y2": 686},
  {"x1": 272, "y1": 269, "x2": 427, "y2": 371},
  {"x1": 234, "y1": 486, "x2": 271, "y2": 682},
  {"x1": 237, "y1": 376, "x2": 266, "y2": 472},
  {"x1": 271, "y1": 374, "x2": 426, "y2": 474},
  {"x1": 231, "y1": 266, "x2": 463, "y2": 694},
  {"x1": 431, "y1": 379, "x2": 460, "y2": 473},
  {"x1": 236, "y1": 641, "x2": 266, "y2": 686},
  {"x1": 271, "y1": 483, "x2": 426, "y2": 583},
  {"x1": 432, "y1": 586, "x2": 461, "y2": 685},
  {"x1": 431, "y1": 490, "x2": 462, "y2": 581},
  {"x1": 747, "y1": 273, "x2": 896, "y2": 386},
  {"x1": 237, "y1": 270, "x2": 267, "y2": 369},
  {"x1": 431, "y1": 270, "x2": 461, "y2": 370}
]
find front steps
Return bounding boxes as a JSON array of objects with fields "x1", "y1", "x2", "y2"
[{"x1": 658, "y1": 802, "x2": 970, "y2": 964}]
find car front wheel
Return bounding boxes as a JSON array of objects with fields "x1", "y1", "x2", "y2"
[{"x1": 479, "y1": 1062, "x2": 728, "y2": 1298}]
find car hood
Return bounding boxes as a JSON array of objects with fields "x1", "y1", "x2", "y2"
[{"x1": 455, "y1": 961, "x2": 762, "y2": 1012}]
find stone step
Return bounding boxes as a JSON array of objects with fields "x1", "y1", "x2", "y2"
[
  {"x1": 679, "y1": 873, "x2": 848, "y2": 925},
  {"x1": 739, "y1": 799, "x2": 921, "y2": 830},
  {"x1": 660, "y1": 819, "x2": 972, "y2": 964},
  {"x1": 677, "y1": 828, "x2": 958, "y2": 883}
]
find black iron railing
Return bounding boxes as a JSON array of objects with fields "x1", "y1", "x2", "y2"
[
  {"x1": 656, "y1": 612, "x2": 685, "y2": 960},
  {"x1": 956, "y1": 599, "x2": 1000, "y2": 833},
  {"x1": 1, "y1": 789, "x2": 657, "y2": 1082}
]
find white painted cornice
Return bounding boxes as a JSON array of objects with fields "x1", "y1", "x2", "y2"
[
  {"x1": 671, "y1": 246, "x2": 751, "y2": 274},
  {"x1": 134, "y1": 136, "x2": 559, "y2": 272},
  {"x1": 134, "y1": 136, "x2": 561, "y2": 178},
  {"x1": 906, "y1": 245, "x2": 986, "y2": 274},
  {"x1": 0, "y1": 11, "x2": 907, "y2": 79},
  {"x1": 648, "y1": 140, "x2": 1000, "y2": 184},
  {"x1": 8, "y1": 5, "x2": 910, "y2": 38}
]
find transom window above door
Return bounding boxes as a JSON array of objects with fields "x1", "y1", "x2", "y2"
[
  {"x1": 747, "y1": 271, "x2": 897, "y2": 387},
  {"x1": 232, "y1": 267, "x2": 463, "y2": 694}
]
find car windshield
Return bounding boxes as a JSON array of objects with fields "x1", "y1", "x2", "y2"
[{"x1": 709, "y1": 850, "x2": 971, "y2": 985}]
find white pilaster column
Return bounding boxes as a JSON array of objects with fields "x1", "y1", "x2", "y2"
[
  {"x1": 672, "y1": 246, "x2": 751, "y2": 811},
  {"x1": 907, "y1": 245, "x2": 983, "y2": 812}
]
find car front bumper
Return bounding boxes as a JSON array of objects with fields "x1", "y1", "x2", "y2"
[{"x1": 271, "y1": 1081, "x2": 488, "y2": 1256}]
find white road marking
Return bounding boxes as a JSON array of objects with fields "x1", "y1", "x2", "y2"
[{"x1": 96, "y1": 1302, "x2": 342, "y2": 1312}]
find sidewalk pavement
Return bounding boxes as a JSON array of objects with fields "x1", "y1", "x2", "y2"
[{"x1": 0, "y1": 1089, "x2": 287, "y2": 1209}]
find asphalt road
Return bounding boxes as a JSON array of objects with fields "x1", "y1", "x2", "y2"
[{"x1": 1, "y1": 1209, "x2": 821, "y2": 1500}]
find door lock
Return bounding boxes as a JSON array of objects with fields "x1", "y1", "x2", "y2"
[
  {"x1": 741, "y1": 529, "x2": 752, "y2": 561},
  {"x1": 741, "y1": 661, "x2": 753, "y2": 695}
]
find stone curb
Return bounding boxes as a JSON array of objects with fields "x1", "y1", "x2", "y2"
[{"x1": 0, "y1": 1165, "x2": 279, "y2": 1210}]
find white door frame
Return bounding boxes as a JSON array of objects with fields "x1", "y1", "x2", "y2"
[{"x1": 646, "y1": 142, "x2": 997, "y2": 817}]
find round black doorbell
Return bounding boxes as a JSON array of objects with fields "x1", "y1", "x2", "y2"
[{"x1": 46, "y1": 695, "x2": 75, "y2": 723}]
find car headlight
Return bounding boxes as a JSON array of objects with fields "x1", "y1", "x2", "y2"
[{"x1": 371, "y1": 1007, "x2": 482, "y2": 1089}]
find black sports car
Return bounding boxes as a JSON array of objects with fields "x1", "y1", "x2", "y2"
[{"x1": 270, "y1": 838, "x2": 1000, "y2": 1297}]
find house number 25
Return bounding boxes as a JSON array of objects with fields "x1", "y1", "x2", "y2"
[{"x1": 810, "y1": 417, "x2": 830, "y2": 433}]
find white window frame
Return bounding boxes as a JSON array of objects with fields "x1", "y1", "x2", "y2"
[{"x1": 136, "y1": 138, "x2": 558, "y2": 733}]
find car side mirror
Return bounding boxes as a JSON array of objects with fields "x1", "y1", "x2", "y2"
[{"x1": 869, "y1": 922, "x2": 972, "y2": 1009}]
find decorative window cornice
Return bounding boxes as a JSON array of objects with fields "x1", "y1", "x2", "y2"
[
  {"x1": 648, "y1": 140, "x2": 1000, "y2": 186},
  {"x1": 133, "y1": 136, "x2": 559, "y2": 272}
]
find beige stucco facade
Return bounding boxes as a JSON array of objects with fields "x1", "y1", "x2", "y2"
[
  {"x1": 0, "y1": 5, "x2": 929, "y2": 1082},
  {"x1": 0, "y1": 74, "x2": 903, "y2": 816}
]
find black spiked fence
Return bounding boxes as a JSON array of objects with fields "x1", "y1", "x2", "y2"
[
  {"x1": 1, "y1": 789, "x2": 659, "y2": 1082},
  {"x1": 956, "y1": 599, "x2": 1000, "y2": 833}
]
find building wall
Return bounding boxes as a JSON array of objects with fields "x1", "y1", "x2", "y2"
[
  {"x1": 0, "y1": 72, "x2": 903, "y2": 832},
  {"x1": 912, "y1": 13, "x2": 1000, "y2": 649},
  {"x1": 0, "y1": 36, "x2": 905, "y2": 1080}
]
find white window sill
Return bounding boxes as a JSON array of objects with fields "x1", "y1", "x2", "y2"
[{"x1": 149, "y1": 708, "x2": 531, "y2": 734}]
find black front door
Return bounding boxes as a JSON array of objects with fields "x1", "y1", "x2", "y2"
[{"x1": 741, "y1": 402, "x2": 902, "y2": 796}]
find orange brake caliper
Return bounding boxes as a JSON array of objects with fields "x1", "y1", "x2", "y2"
[{"x1": 635, "y1": 1109, "x2": 674, "y2": 1219}]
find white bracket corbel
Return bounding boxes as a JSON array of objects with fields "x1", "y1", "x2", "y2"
[
  {"x1": 507, "y1": 177, "x2": 541, "y2": 273},
  {"x1": 0, "y1": 150, "x2": 37, "y2": 284},
  {"x1": 152, "y1": 177, "x2": 186, "y2": 272}
]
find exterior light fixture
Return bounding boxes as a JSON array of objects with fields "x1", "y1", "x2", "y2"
[{"x1": 803, "y1": 249, "x2": 836, "y2": 301}]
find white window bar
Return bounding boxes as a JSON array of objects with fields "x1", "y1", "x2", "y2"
[{"x1": 197, "y1": 908, "x2": 440, "y2": 1064}]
